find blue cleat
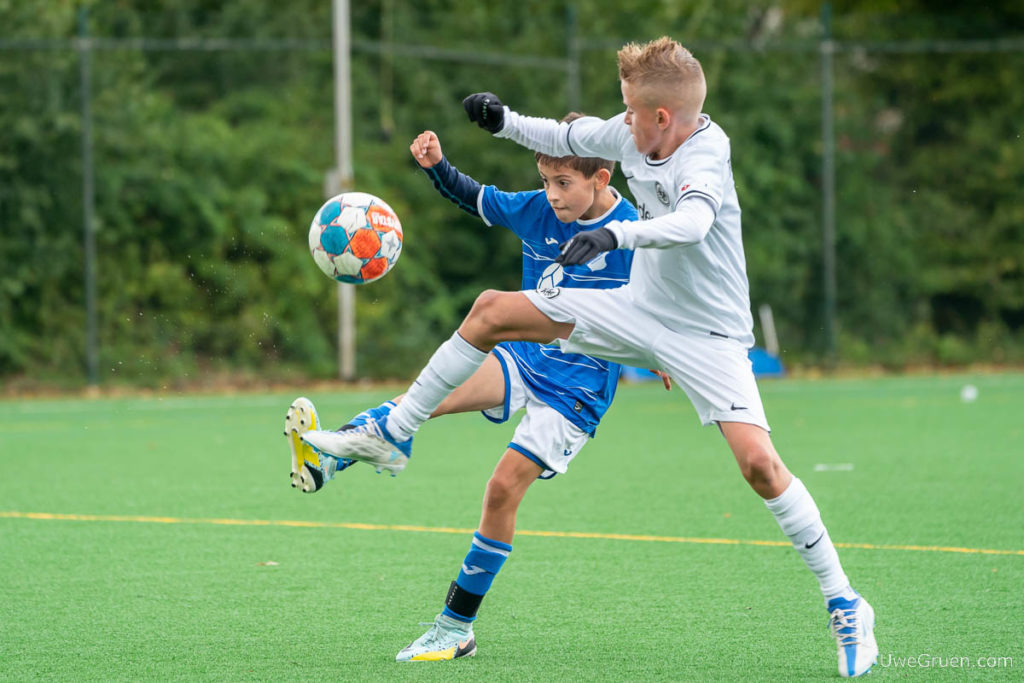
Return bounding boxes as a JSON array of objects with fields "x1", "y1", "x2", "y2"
[{"x1": 828, "y1": 593, "x2": 877, "y2": 677}]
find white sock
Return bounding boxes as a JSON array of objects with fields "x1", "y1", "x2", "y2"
[
  {"x1": 386, "y1": 332, "x2": 489, "y2": 441},
  {"x1": 764, "y1": 477, "x2": 851, "y2": 603}
]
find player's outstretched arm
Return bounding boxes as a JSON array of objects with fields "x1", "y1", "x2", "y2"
[
  {"x1": 463, "y1": 91, "x2": 627, "y2": 163},
  {"x1": 409, "y1": 129, "x2": 483, "y2": 218}
]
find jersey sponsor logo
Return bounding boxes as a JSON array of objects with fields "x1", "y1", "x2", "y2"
[
  {"x1": 655, "y1": 181, "x2": 671, "y2": 206},
  {"x1": 538, "y1": 286, "x2": 561, "y2": 299}
]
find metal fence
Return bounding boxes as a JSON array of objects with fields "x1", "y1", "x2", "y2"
[{"x1": 3, "y1": 5, "x2": 1022, "y2": 383}]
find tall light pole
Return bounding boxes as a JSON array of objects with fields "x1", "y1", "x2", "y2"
[
  {"x1": 79, "y1": 7, "x2": 99, "y2": 387},
  {"x1": 331, "y1": 0, "x2": 356, "y2": 380},
  {"x1": 820, "y1": 1, "x2": 837, "y2": 361}
]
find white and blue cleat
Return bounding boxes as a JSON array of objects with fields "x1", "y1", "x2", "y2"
[
  {"x1": 302, "y1": 404, "x2": 412, "y2": 477},
  {"x1": 828, "y1": 593, "x2": 877, "y2": 677},
  {"x1": 396, "y1": 614, "x2": 476, "y2": 661}
]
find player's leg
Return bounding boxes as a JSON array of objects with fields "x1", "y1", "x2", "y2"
[
  {"x1": 350, "y1": 353, "x2": 508, "y2": 424},
  {"x1": 478, "y1": 447, "x2": 543, "y2": 543},
  {"x1": 720, "y1": 422, "x2": 876, "y2": 677},
  {"x1": 384, "y1": 290, "x2": 573, "y2": 439},
  {"x1": 302, "y1": 290, "x2": 572, "y2": 467},
  {"x1": 657, "y1": 333, "x2": 876, "y2": 677},
  {"x1": 433, "y1": 351, "x2": 507, "y2": 416},
  {"x1": 398, "y1": 387, "x2": 590, "y2": 662},
  {"x1": 299, "y1": 348, "x2": 511, "y2": 479},
  {"x1": 396, "y1": 449, "x2": 542, "y2": 662},
  {"x1": 334, "y1": 352, "x2": 507, "y2": 438}
]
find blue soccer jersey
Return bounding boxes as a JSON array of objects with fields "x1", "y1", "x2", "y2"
[{"x1": 478, "y1": 185, "x2": 636, "y2": 433}]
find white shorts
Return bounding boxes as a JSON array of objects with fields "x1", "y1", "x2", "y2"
[
  {"x1": 524, "y1": 287, "x2": 770, "y2": 431},
  {"x1": 481, "y1": 345, "x2": 592, "y2": 478}
]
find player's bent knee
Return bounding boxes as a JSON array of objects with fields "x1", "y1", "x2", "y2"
[{"x1": 465, "y1": 290, "x2": 507, "y2": 341}]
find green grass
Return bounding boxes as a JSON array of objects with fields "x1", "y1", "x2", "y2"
[{"x1": 1, "y1": 373, "x2": 1022, "y2": 681}]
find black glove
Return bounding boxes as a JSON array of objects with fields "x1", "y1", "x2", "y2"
[
  {"x1": 463, "y1": 92, "x2": 506, "y2": 133},
  {"x1": 556, "y1": 227, "x2": 618, "y2": 266}
]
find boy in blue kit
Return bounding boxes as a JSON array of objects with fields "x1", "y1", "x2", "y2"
[{"x1": 287, "y1": 115, "x2": 648, "y2": 660}]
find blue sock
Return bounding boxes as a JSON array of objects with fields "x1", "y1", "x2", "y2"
[{"x1": 442, "y1": 531, "x2": 512, "y2": 623}]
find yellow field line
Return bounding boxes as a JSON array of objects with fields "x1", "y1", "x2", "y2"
[{"x1": 2, "y1": 511, "x2": 1021, "y2": 556}]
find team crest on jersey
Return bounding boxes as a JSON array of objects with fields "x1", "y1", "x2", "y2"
[{"x1": 655, "y1": 182, "x2": 670, "y2": 206}]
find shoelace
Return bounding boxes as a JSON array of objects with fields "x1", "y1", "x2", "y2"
[
  {"x1": 406, "y1": 616, "x2": 470, "y2": 651},
  {"x1": 350, "y1": 419, "x2": 386, "y2": 440},
  {"x1": 829, "y1": 607, "x2": 861, "y2": 646}
]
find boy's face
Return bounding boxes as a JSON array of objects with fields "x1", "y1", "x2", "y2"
[
  {"x1": 537, "y1": 161, "x2": 602, "y2": 223},
  {"x1": 621, "y1": 80, "x2": 662, "y2": 156}
]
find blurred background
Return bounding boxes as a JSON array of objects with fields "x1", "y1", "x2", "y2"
[{"x1": 1, "y1": 0, "x2": 1022, "y2": 391}]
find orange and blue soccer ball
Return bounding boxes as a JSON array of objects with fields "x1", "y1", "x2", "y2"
[{"x1": 308, "y1": 192, "x2": 403, "y2": 284}]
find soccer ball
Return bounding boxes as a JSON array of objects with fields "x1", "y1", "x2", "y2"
[{"x1": 308, "y1": 192, "x2": 403, "y2": 284}]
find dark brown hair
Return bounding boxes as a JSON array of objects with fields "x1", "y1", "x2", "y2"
[{"x1": 534, "y1": 112, "x2": 615, "y2": 177}]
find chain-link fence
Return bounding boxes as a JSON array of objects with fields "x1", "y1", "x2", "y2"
[{"x1": 2, "y1": 2, "x2": 1022, "y2": 387}]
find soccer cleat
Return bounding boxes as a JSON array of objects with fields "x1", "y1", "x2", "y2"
[
  {"x1": 302, "y1": 415, "x2": 411, "y2": 476},
  {"x1": 285, "y1": 398, "x2": 351, "y2": 492},
  {"x1": 396, "y1": 614, "x2": 476, "y2": 662},
  {"x1": 285, "y1": 397, "x2": 328, "y2": 492},
  {"x1": 828, "y1": 593, "x2": 877, "y2": 678}
]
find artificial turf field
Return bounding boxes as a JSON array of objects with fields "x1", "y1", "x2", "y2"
[{"x1": 1, "y1": 372, "x2": 1021, "y2": 681}]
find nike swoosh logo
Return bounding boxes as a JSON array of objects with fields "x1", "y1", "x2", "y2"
[
  {"x1": 805, "y1": 531, "x2": 825, "y2": 549},
  {"x1": 461, "y1": 564, "x2": 486, "y2": 575},
  {"x1": 545, "y1": 237, "x2": 559, "y2": 245},
  {"x1": 454, "y1": 637, "x2": 475, "y2": 658},
  {"x1": 730, "y1": 403, "x2": 747, "y2": 411}
]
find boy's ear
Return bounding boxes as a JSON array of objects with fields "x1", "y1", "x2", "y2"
[
  {"x1": 656, "y1": 107, "x2": 671, "y2": 128},
  {"x1": 593, "y1": 167, "x2": 612, "y2": 189}
]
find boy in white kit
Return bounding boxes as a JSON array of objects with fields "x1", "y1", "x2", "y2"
[{"x1": 304, "y1": 37, "x2": 877, "y2": 678}]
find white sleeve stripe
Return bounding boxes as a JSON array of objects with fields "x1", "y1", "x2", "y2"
[{"x1": 477, "y1": 188, "x2": 493, "y2": 226}]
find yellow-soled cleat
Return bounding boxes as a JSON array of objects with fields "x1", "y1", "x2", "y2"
[{"x1": 285, "y1": 397, "x2": 324, "y2": 493}]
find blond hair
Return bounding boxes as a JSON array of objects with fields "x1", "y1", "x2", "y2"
[{"x1": 617, "y1": 37, "x2": 706, "y2": 116}]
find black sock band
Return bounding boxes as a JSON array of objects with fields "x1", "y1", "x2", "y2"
[{"x1": 445, "y1": 581, "x2": 484, "y2": 619}]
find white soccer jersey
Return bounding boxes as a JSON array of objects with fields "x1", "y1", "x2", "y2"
[{"x1": 497, "y1": 110, "x2": 754, "y2": 347}]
